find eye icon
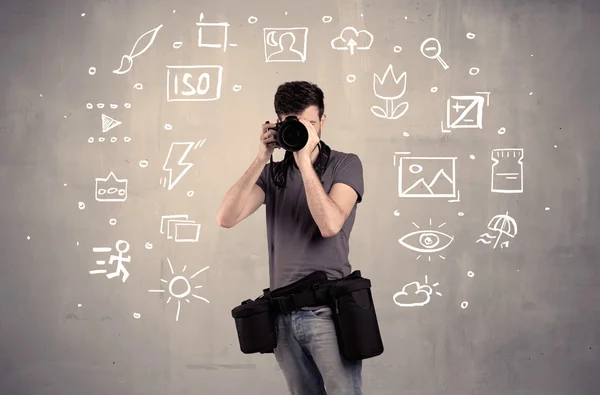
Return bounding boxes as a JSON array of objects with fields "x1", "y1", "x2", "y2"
[{"x1": 398, "y1": 219, "x2": 454, "y2": 261}]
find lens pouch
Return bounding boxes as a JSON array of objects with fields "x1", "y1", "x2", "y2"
[
  {"x1": 329, "y1": 271, "x2": 384, "y2": 361},
  {"x1": 231, "y1": 297, "x2": 277, "y2": 354}
]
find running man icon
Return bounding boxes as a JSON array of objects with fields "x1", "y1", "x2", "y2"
[{"x1": 90, "y1": 240, "x2": 131, "y2": 283}]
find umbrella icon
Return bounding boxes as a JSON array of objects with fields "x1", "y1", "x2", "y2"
[{"x1": 476, "y1": 212, "x2": 517, "y2": 249}]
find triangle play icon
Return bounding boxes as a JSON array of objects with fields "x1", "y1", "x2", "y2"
[{"x1": 101, "y1": 114, "x2": 122, "y2": 133}]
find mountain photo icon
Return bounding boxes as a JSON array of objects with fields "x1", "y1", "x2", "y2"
[{"x1": 398, "y1": 156, "x2": 457, "y2": 198}]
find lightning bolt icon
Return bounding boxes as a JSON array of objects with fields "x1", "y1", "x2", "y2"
[{"x1": 161, "y1": 139, "x2": 206, "y2": 190}]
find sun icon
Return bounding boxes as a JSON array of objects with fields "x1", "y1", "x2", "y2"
[{"x1": 148, "y1": 258, "x2": 210, "y2": 322}]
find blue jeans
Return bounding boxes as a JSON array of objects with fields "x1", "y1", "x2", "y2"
[{"x1": 274, "y1": 306, "x2": 362, "y2": 395}]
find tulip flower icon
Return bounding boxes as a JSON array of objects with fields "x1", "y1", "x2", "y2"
[{"x1": 370, "y1": 64, "x2": 409, "y2": 120}]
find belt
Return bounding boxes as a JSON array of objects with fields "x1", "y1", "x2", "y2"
[{"x1": 263, "y1": 271, "x2": 338, "y2": 314}]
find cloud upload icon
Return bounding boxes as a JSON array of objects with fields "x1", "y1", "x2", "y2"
[{"x1": 331, "y1": 27, "x2": 374, "y2": 55}]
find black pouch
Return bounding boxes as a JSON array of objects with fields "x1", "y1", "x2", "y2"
[
  {"x1": 329, "y1": 270, "x2": 384, "y2": 361},
  {"x1": 231, "y1": 296, "x2": 277, "y2": 354}
]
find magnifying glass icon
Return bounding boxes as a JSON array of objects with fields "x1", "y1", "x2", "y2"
[{"x1": 420, "y1": 37, "x2": 449, "y2": 70}]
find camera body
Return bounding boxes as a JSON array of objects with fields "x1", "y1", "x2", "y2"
[{"x1": 268, "y1": 116, "x2": 309, "y2": 152}]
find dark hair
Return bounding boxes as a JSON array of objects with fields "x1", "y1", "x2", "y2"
[{"x1": 274, "y1": 81, "x2": 325, "y2": 119}]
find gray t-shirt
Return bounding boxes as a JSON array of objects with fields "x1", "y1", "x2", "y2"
[{"x1": 256, "y1": 149, "x2": 364, "y2": 291}]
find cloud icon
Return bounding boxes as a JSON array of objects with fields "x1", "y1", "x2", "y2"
[
  {"x1": 393, "y1": 276, "x2": 441, "y2": 307},
  {"x1": 331, "y1": 27, "x2": 374, "y2": 54}
]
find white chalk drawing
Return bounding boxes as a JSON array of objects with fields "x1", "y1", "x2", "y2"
[
  {"x1": 476, "y1": 212, "x2": 517, "y2": 249},
  {"x1": 232, "y1": 85, "x2": 242, "y2": 92},
  {"x1": 430, "y1": 87, "x2": 438, "y2": 93},
  {"x1": 330, "y1": 27, "x2": 373, "y2": 55},
  {"x1": 322, "y1": 16, "x2": 333, "y2": 23},
  {"x1": 466, "y1": 32, "x2": 475, "y2": 39},
  {"x1": 441, "y1": 92, "x2": 490, "y2": 133},
  {"x1": 173, "y1": 41, "x2": 183, "y2": 49},
  {"x1": 393, "y1": 275, "x2": 442, "y2": 307},
  {"x1": 133, "y1": 83, "x2": 143, "y2": 90},
  {"x1": 160, "y1": 215, "x2": 201, "y2": 243},
  {"x1": 491, "y1": 148, "x2": 523, "y2": 193},
  {"x1": 113, "y1": 24, "x2": 163, "y2": 75},
  {"x1": 88, "y1": 67, "x2": 96, "y2": 75},
  {"x1": 395, "y1": 153, "x2": 458, "y2": 200},
  {"x1": 393, "y1": 46, "x2": 402, "y2": 53},
  {"x1": 133, "y1": 313, "x2": 141, "y2": 319},
  {"x1": 263, "y1": 27, "x2": 308, "y2": 62},
  {"x1": 139, "y1": 160, "x2": 148, "y2": 168},
  {"x1": 145, "y1": 242, "x2": 153, "y2": 250},
  {"x1": 461, "y1": 301, "x2": 469, "y2": 309},
  {"x1": 78, "y1": 202, "x2": 85, "y2": 210},
  {"x1": 448, "y1": 190, "x2": 461, "y2": 203},
  {"x1": 346, "y1": 75, "x2": 356, "y2": 83},
  {"x1": 498, "y1": 127, "x2": 506, "y2": 135},
  {"x1": 197, "y1": 13, "x2": 233, "y2": 51},
  {"x1": 186, "y1": 191, "x2": 194, "y2": 197},
  {"x1": 398, "y1": 218, "x2": 453, "y2": 261},
  {"x1": 160, "y1": 139, "x2": 206, "y2": 190},
  {"x1": 87, "y1": 102, "x2": 131, "y2": 109},
  {"x1": 95, "y1": 171, "x2": 128, "y2": 202},
  {"x1": 101, "y1": 114, "x2": 122, "y2": 133},
  {"x1": 166, "y1": 65, "x2": 223, "y2": 102},
  {"x1": 469, "y1": 67, "x2": 480, "y2": 75},
  {"x1": 371, "y1": 64, "x2": 408, "y2": 120},
  {"x1": 89, "y1": 240, "x2": 131, "y2": 282},
  {"x1": 148, "y1": 258, "x2": 210, "y2": 322},
  {"x1": 420, "y1": 38, "x2": 449, "y2": 70},
  {"x1": 88, "y1": 137, "x2": 131, "y2": 144}
]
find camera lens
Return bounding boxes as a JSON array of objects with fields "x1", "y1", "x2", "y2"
[{"x1": 279, "y1": 119, "x2": 308, "y2": 151}]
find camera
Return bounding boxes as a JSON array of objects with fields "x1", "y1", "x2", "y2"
[{"x1": 267, "y1": 116, "x2": 308, "y2": 152}]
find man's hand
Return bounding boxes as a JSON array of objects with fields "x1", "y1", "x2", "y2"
[
  {"x1": 293, "y1": 117, "x2": 321, "y2": 167},
  {"x1": 257, "y1": 121, "x2": 280, "y2": 164}
]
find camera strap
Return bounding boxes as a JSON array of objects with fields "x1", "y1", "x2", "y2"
[
  {"x1": 312, "y1": 141, "x2": 331, "y2": 179},
  {"x1": 271, "y1": 141, "x2": 331, "y2": 189}
]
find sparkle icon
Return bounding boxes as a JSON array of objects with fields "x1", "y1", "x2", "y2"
[{"x1": 148, "y1": 258, "x2": 210, "y2": 322}]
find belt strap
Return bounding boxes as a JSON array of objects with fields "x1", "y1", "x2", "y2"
[{"x1": 270, "y1": 283, "x2": 333, "y2": 314}]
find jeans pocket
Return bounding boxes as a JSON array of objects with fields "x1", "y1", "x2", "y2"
[{"x1": 308, "y1": 306, "x2": 332, "y2": 320}]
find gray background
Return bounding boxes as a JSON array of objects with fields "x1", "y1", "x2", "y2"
[{"x1": 1, "y1": 0, "x2": 599, "y2": 394}]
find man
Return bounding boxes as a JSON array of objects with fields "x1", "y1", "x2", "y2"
[{"x1": 216, "y1": 81, "x2": 364, "y2": 395}]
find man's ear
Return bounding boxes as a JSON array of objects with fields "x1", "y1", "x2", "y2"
[{"x1": 321, "y1": 113, "x2": 327, "y2": 126}]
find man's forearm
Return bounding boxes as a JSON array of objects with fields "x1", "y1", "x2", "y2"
[
  {"x1": 216, "y1": 156, "x2": 265, "y2": 227},
  {"x1": 298, "y1": 161, "x2": 343, "y2": 238}
]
